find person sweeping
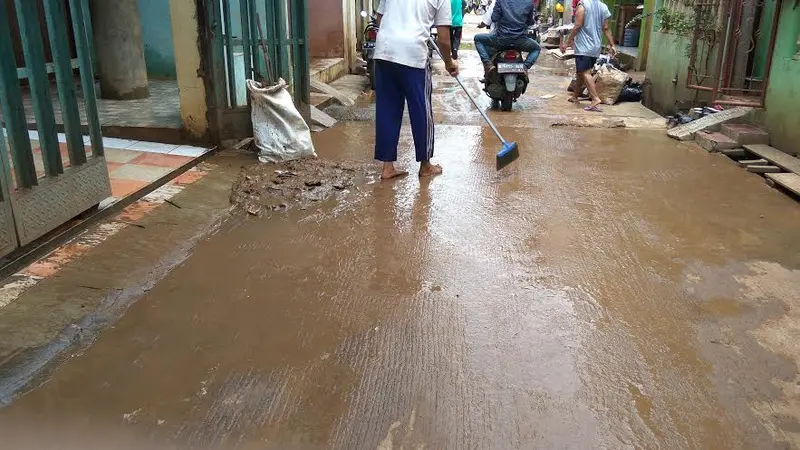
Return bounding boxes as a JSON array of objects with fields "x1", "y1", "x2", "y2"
[{"x1": 373, "y1": 0, "x2": 459, "y2": 180}]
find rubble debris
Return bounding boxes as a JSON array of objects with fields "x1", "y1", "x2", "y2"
[{"x1": 231, "y1": 157, "x2": 374, "y2": 214}]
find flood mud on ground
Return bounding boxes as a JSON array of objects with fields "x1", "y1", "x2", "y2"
[{"x1": 230, "y1": 157, "x2": 375, "y2": 215}]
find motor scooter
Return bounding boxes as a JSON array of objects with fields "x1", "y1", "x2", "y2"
[
  {"x1": 484, "y1": 49, "x2": 528, "y2": 111},
  {"x1": 361, "y1": 11, "x2": 379, "y2": 90}
]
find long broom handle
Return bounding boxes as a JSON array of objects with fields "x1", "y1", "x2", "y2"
[{"x1": 427, "y1": 36, "x2": 507, "y2": 145}]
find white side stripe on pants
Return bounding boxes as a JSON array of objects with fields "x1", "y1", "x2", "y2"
[{"x1": 425, "y1": 62, "x2": 434, "y2": 160}]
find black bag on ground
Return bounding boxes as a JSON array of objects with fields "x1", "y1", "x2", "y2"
[{"x1": 618, "y1": 80, "x2": 643, "y2": 103}]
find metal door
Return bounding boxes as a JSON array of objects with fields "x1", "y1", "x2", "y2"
[
  {"x1": 686, "y1": 0, "x2": 783, "y2": 107},
  {"x1": 0, "y1": 0, "x2": 110, "y2": 256},
  {"x1": 202, "y1": 0, "x2": 311, "y2": 141}
]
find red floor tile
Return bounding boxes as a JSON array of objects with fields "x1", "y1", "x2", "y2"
[{"x1": 110, "y1": 179, "x2": 148, "y2": 198}]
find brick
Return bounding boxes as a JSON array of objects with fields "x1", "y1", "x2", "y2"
[
  {"x1": 668, "y1": 106, "x2": 753, "y2": 141},
  {"x1": 695, "y1": 131, "x2": 739, "y2": 152},
  {"x1": 720, "y1": 123, "x2": 770, "y2": 146}
]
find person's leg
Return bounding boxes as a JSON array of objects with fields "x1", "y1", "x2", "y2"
[
  {"x1": 474, "y1": 33, "x2": 498, "y2": 66},
  {"x1": 582, "y1": 69, "x2": 603, "y2": 109},
  {"x1": 374, "y1": 60, "x2": 409, "y2": 178},
  {"x1": 569, "y1": 74, "x2": 584, "y2": 103},
  {"x1": 400, "y1": 62, "x2": 441, "y2": 176},
  {"x1": 573, "y1": 56, "x2": 601, "y2": 109},
  {"x1": 512, "y1": 36, "x2": 542, "y2": 69},
  {"x1": 451, "y1": 27, "x2": 463, "y2": 59}
]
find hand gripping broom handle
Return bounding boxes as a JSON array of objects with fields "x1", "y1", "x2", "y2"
[{"x1": 427, "y1": 36, "x2": 507, "y2": 145}]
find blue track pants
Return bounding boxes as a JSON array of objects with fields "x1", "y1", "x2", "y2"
[{"x1": 374, "y1": 59, "x2": 434, "y2": 163}]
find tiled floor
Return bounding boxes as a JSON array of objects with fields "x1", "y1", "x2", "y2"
[
  {"x1": 3, "y1": 129, "x2": 210, "y2": 207},
  {"x1": 1, "y1": 78, "x2": 183, "y2": 131}
]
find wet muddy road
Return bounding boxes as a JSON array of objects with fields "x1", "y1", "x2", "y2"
[{"x1": 3, "y1": 54, "x2": 800, "y2": 449}]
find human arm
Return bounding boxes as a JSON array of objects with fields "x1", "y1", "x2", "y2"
[
  {"x1": 435, "y1": 0, "x2": 459, "y2": 76},
  {"x1": 479, "y1": 2, "x2": 494, "y2": 28},
  {"x1": 602, "y1": 18, "x2": 616, "y2": 56},
  {"x1": 376, "y1": 0, "x2": 385, "y2": 25},
  {"x1": 560, "y1": 4, "x2": 584, "y2": 52}
]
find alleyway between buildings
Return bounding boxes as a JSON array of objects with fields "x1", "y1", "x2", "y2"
[{"x1": 2, "y1": 41, "x2": 800, "y2": 450}]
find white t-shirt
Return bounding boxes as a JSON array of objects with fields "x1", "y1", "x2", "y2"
[
  {"x1": 375, "y1": 0, "x2": 452, "y2": 69},
  {"x1": 481, "y1": 2, "x2": 497, "y2": 32}
]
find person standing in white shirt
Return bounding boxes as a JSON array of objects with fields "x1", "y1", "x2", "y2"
[
  {"x1": 477, "y1": 0, "x2": 497, "y2": 32},
  {"x1": 373, "y1": 0, "x2": 459, "y2": 179}
]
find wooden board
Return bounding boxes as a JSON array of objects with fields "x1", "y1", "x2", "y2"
[
  {"x1": 766, "y1": 173, "x2": 800, "y2": 197},
  {"x1": 745, "y1": 165, "x2": 781, "y2": 174},
  {"x1": 738, "y1": 158, "x2": 768, "y2": 167},
  {"x1": 744, "y1": 144, "x2": 800, "y2": 175}
]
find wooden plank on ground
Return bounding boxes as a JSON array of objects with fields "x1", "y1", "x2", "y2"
[
  {"x1": 766, "y1": 173, "x2": 800, "y2": 196},
  {"x1": 746, "y1": 165, "x2": 782, "y2": 174},
  {"x1": 744, "y1": 144, "x2": 800, "y2": 175},
  {"x1": 310, "y1": 80, "x2": 355, "y2": 107},
  {"x1": 738, "y1": 158, "x2": 768, "y2": 167}
]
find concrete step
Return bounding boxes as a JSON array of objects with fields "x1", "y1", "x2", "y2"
[
  {"x1": 310, "y1": 92, "x2": 334, "y2": 109},
  {"x1": 695, "y1": 131, "x2": 739, "y2": 152},
  {"x1": 720, "y1": 123, "x2": 770, "y2": 146}
]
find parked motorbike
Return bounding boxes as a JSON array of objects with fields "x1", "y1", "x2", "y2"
[
  {"x1": 361, "y1": 11, "x2": 379, "y2": 90},
  {"x1": 484, "y1": 49, "x2": 528, "y2": 111}
]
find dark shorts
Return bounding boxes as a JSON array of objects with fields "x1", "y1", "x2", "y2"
[{"x1": 575, "y1": 55, "x2": 597, "y2": 73}]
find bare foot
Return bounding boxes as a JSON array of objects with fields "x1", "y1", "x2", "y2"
[
  {"x1": 381, "y1": 167, "x2": 409, "y2": 179},
  {"x1": 568, "y1": 96, "x2": 580, "y2": 103},
  {"x1": 419, "y1": 162, "x2": 443, "y2": 177}
]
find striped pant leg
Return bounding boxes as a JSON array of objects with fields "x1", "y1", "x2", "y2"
[{"x1": 401, "y1": 62, "x2": 434, "y2": 162}]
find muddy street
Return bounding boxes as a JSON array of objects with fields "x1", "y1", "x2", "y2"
[{"x1": 2, "y1": 44, "x2": 800, "y2": 450}]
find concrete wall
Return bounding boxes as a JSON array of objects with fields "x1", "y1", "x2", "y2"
[
  {"x1": 643, "y1": 31, "x2": 713, "y2": 114},
  {"x1": 169, "y1": 0, "x2": 208, "y2": 139},
  {"x1": 308, "y1": 0, "x2": 345, "y2": 58},
  {"x1": 138, "y1": 0, "x2": 177, "y2": 79}
]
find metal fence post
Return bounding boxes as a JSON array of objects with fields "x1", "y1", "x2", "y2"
[
  {"x1": 0, "y1": 0, "x2": 37, "y2": 188},
  {"x1": 15, "y1": 0, "x2": 63, "y2": 177},
  {"x1": 43, "y1": 0, "x2": 87, "y2": 167}
]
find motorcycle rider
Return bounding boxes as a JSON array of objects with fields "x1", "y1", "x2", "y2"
[{"x1": 474, "y1": 0, "x2": 541, "y2": 79}]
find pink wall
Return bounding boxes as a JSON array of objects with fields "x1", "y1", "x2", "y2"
[{"x1": 307, "y1": 0, "x2": 344, "y2": 58}]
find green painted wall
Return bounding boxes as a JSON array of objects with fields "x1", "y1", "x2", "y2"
[
  {"x1": 138, "y1": 0, "x2": 177, "y2": 79},
  {"x1": 643, "y1": 31, "x2": 713, "y2": 114},
  {"x1": 761, "y1": 6, "x2": 800, "y2": 153}
]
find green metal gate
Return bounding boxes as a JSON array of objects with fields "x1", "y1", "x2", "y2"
[
  {"x1": 202, "y1": 0, "x2": 311, "y2": 140},
  {"x1": 0, "y1": 0, "x2": 110, "y2": 256}
]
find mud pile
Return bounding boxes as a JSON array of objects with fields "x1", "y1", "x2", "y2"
[{"x1": 230, "y1": 158, "x2": 372, "y2": 215}]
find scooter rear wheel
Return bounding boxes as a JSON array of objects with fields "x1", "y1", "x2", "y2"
[{"x1": 501, "y1": 94, "x2": 513, "y2": 112}]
